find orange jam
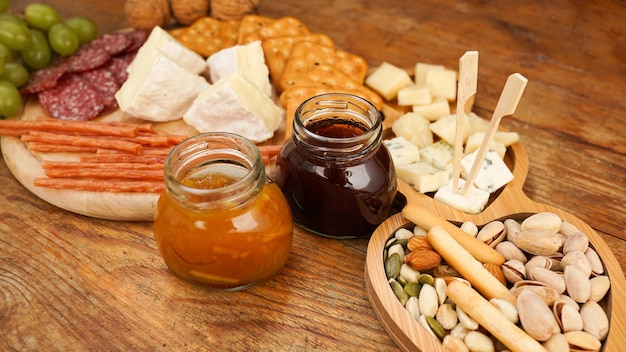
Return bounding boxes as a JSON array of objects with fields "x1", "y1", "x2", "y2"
[{"x1": 153, "y1": 133, "x2": 293, "y2": 290}]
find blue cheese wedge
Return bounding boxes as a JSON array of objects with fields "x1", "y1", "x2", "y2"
[
  {"x1": 420, "y1": 140, "x2": 455, "y2": 172},
  {"x1": 384, "y1": 136, "x2": 421, "y2": 167},
  {"x1": 461, "y1": 148, "x2": 514, "y2": 193},
  {"x1": 206, "y1": 40, "x2": 272, "y2": 97},
  {"x1": 183, "y1": 72, "x2": 283, "y2": 143},
  {"x1": 116, "y1": 52, "x2": 210, "y2": 122},
  {"x1": 396, "y1": 161, "x2": 449, "y2": 193},
  {"x1": 434, "y1": 179, "x2": 490, "y2": 214}
]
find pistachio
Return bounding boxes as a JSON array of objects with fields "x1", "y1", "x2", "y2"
[
  {"x1": 463, "y1": 331, "x2": 495, "y2": 352},
  {"x1": 588, "y1": 275, "x2": 610, "y2": 302},
  {"x1": 561, "y1": 250, "x2": 592, "y2": 278},
  {"x1": 528, "y1": 267, "x2": 566, "y2": 293},
  {"x1": 504, "y1": 218, "x2": 521, "y2": 242},
  {"x1": 563, "y1": 331, "x2": 602, "y2": 352},
  {"x1": 460, "y1": 221, "x2": 478, "y2": 237},
  {"x1": 542, "y1": 333, "x2": 570, "y2": 352},
  {"x1": 476, "y1": 220, "x2": 506, "y2": 248},
  {"x1": 513, "y1": 228, "x2": 562, "y2": 256},
  {"x1": 525, "y1": 255, "x2": 556, "y2": 273},
  {"x1": 580, "y1": 301, "x2": 609, "y2": 341},
  {"x1": 553, "y1": 300, "x2": 584, "y2": 332},
  {"x1": 418, "y1": 283, "x2": 439, "y2": 317},
  {"x1": 517, "y1": 289, "x2": 560, "y2": 342},
  {"x1": 564, "y1": 265, "x2": 591, "y2": 303},
  {"x1": 442, "y1": 335, "x2": 470, "y2": 352},
  {"x1": 495, "y1": 241, "x2": 528, "y2": 263},
  {"x1": 559, "y1": 221, "x2": 581, "y2": 237},
  {"x1": 584, "y1": 247, "x2": 605, "y2": 275},
  {"x1": 511, "y1": 280, "x2": 560, "y2": 306},
  {"x1": 521, "y1": 211, "x2": 562, "y2": 233},
  {"x1": 556, "y1": 294, "x2": 580, "y2": 312},
  {"x1": 436, "y1": 303, "x2": 458, "y2": 330},
  {"x1": 502, "y1": 259, "x2": 526, "y2": 284},
  {"x1": 562, "y1": 232, "x2": 589, "y2": 254}
]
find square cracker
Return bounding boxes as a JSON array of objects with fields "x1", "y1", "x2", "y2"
[
  {"x1": 278, "y1": 41, "x2": 368, "y2": 91},
  {"x1": 237, "y1": 14, "x2": 275, "y2": 44},
  {"x1": 240, "y1": 16, "x2": 311, "y2": 44},
  {"x1": 262, "y1": 33, "x2": 335, "y2": 85},
  {"x1": 171, "y1": 17, "x2": 241, "y2": 57}
]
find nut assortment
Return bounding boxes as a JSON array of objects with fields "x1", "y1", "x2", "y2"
[{"x1": 383, "y1": 212, "x2": 611, "y2": 352}]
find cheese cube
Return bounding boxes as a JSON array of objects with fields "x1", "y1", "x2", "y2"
[
  {"x1": 397, "y1": 161, "x2": 449, "y2": 193},
  {"x1": 467, "y1": 112, "x2": 490, "y2": 134},
  {"x1": 429, "y1": 113, "x2": 471, "y2": 145},
  {"x1": 116, "y1": 52, "x2": 210, "y2": 122},
  {"x1": 420, "y1": 140, "x2": 455, "y2": 171},
  {"x1": 415, "y1": 63, "x2": 444, "y2": 85},
  {"x1": 129, "y1": 26, "x2": 207, "y2": 75},
  {"x1": 412, "y1": 96, "x2": 450, "y2": 121},
  {"x1": 391, "y1": 112, "x2": 433, "y2": 149},
  {"x1": 465, "y1": 132, "x2": 507, "y2": 158},
  {"x1": 494, "y1": 131, "x2": 520, "y2": 147},
  {"x1": 434, "y1": 179, "x2": 490, "y2": 214},
  {"x1": 384, "y1": 136, "x2": 421, "y2": 167},
  {"x1": 183, "y1": 72, "x2": 284, "y2": 143},
  {"x1": 397, "y1": 84, "x2": 431, "y2": 106},
  {"x1": 207, "y1": 40, "x2": 272, "y2": 97},
  {"x1": 365, "y1": 62, "x2": 412, "y2": 100},
  {"x1": 425, "y1": 69, "x2": 457, "y2": 101},
  {"x1": 461, "y1": 148, "x2": 514, "y2": 193}
]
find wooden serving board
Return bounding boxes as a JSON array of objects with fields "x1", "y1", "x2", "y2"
[
  {"x1": 364, "y1": 138, "x2": 626, "y2": 351},
  {"x1": 0, "y1": 97, "x2": 286, "y2": 221}
]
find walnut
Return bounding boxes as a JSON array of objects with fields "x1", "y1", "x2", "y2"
[
  {"x1": 124, "y1": 0, "x2": 172, "y2": 31},
  {"x1": 210, "y1": 0, "x2": 260, "y2": 20},
  {"x1": 171, "y1": 0, "x2": 210, "y2": 25}
]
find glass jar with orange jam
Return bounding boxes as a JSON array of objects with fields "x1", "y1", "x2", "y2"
[{"x1": 154, "y1": 132, "x2": 293, "y2": 290}]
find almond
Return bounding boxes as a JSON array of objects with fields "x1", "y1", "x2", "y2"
[
  {"x1": 483, "y1": 262, "x2": 507, "y2": 286},
  {"x1": 404, "y1": 250, "x2": 441, "y2": 271},
  {"x1": 407, "y1": 235, "x2": 433, "y2": 252}
]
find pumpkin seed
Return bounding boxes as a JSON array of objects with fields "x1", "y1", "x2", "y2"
[{"x1": 385, "y1": 252, "x2": 401, "y2": 279}]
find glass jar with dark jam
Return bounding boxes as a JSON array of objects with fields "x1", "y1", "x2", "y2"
[
  {"x1": 154, "y1": 133, "x2": 293, "y2": 290},
  {"x1": 274, "y1": 93, "x2": 397, "y2": 239}
]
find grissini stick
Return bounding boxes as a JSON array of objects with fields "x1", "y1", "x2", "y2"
[
  {"x1": 447, "y1": 280, "x2": 545, "y2": 352},
  {"x1": 452, "y1": 51, "x2": 478, "y2": 193},
  {"x1": 402, "y1": 203, "x2": 505, "y2": 265},
  {"x1": 462, "y1": 73, "x2": 528, "y2": 195},
  {"x1": 427, "y1": 225, "x2": 515, "y2": 304}
]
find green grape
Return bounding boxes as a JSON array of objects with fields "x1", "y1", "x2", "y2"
[
  {"x1": 48, "y1": 23, "x2": 79, "y2": 56},
  {"x1": 0, "y1": 42, "x2": 12, "y2": 61},
  {"x1": 24, "y1": 3, "x2": 62, "y2": 31},
  {"x1": 65, "y1": 16, "x2": 98, "y2": 44},
  {"x1": 21, "y1": 28, "x2": 51, "y2": 69},
  {"x1": 0, "y1": 18, "x2": 33, "y2": 51},
  {"x1": 0, "y1": 79, "x2": 22, "y2": 117},
  {"x1": 0, "y1": 62, "x2": 29, "y2": 87},
  {"x1": 0, "y1": 0, "x2": 9, "y2": 13}
]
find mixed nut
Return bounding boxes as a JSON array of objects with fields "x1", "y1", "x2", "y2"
[{"x1": 383, "y1": 212, "x2": 611, "y2": 352}]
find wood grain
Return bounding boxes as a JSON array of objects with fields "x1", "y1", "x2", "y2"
[{"x1": 1, "y1": 0, "x2": 625, "y2": 351}]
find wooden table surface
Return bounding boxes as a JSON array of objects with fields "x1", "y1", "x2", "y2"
[{"x1": 1, "y1": 0, "x2": 625, "y2": 351}]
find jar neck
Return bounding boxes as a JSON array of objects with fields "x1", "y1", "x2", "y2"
[
  {"x1": 292, "y1": 93, "x2": 383, "y2": 161},
  {"x1": 164, "y1": 133, "x2": 265, "y2": 211}
]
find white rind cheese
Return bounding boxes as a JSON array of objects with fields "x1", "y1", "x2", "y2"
[
  {"x1": 383, "y1": 136, "x2": 421, "y2": 167},
  {"x1": 434, "y1": 179, "x2": 490, "y2": 214},
  {"x1": 396, "y1": 161, "x2": 449, "y2": 193},
  {"x1": 116, "y1": 52, "x2": 210, "y2": 122},
  {"x1": 183, "y1": 72, "x2": 284, "y2": 143},
  {"x1": 461, "y1": 148, "x2": 514, "y2": 193},
  {"x1": 206, "y1": 40, "x2": 272, "y2": 97}
]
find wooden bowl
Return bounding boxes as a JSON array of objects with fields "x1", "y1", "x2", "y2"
[{"x1": 364, "y1": 141, "x2": 626, "y2": 351}]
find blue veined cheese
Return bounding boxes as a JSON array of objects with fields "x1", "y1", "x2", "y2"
[
  {"x1": 206, "y1": 40, "x2": 272, "y2": 97},
  {"x1": 128, "y1": 26, "x2": 207, "y2": 75},
  {"x1": 420, "y1": 140, "x2": 455, "y2": 172},
  {"x1": 116, "y1": 52, "x2": 210, "y2": 122},
  {"x1": 396, "y1": 161, "x2": 449, "y2": 193},
  {"x1": 383, "y1": 136, "x2": 421, "y2": 167},
  {"x1": 461, "y1": 148, "x2": 514, "y2": 193},
  {"x1": 434, "y1": 179, "x2": 490, "y2": 214},
  {"x1": 183, "y1": 72, "x2": 284, "y2": 143}
]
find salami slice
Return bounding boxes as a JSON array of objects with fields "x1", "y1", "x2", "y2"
[
  {"x1": 81, "y1": 67, "x2": 120, "y2": 112},
  {"x1": 19, "y1": 63, "x2": 68, "y2": 95},
  {"x1": 65, "y1": 45, "x2": 112, "y2": 73},
  {"x1": 102, "y1": 55, "x2": 131, "y2": 85},
  {"x1": 120, "y1": 30, "x2": 149, "y2": 53},
  {"x1": 38, "y1": 74, "x2": 105, "y2": 121},
  {"x1": 88, "y1": 32, "x2": 132, "y2": 56}
]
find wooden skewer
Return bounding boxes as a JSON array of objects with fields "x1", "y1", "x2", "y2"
[
  {"x1": 452, "y1": 51, "x2": 479, "y2": 193},
  {"x1": 461, "y1": 73, "x2": 528, "y2": 196}
]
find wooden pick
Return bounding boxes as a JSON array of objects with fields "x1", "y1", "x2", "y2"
[
  {"x1": 452, "y1": 51, "x2": 479, "y2": 193},
  {"x1": 461, "y1": 73, "x2": 528, "y2": 196}
]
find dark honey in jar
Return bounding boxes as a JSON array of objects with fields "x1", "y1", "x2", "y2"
[{"x1": 275, "y1": 93, "x2": 397, "y2": 239}]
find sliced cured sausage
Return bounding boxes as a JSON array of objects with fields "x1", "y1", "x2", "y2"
[
  {"x1": 38, "y1": 74, "x2": 105, "y2": 121},
  {"x1": 81, "y1": 67, "x2": 120, "y2": 113}
]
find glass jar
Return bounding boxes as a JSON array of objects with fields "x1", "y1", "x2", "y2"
[
  {"x1": 154, "y1": 132, "x2": 293, "y2": 290},
  {"x1": 274, "y1": 93, "x2": 397, "y2": 239}
]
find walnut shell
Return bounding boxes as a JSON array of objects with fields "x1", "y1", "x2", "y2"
[
  {"x1": 171, "y1": 0, "x2": 210, "y2": 25},
  {"x1": 124, "y1": 0, "x2": 171, "y2": 31},
  {"x1": 211, "y1": 0, "x2": 260, "y2": 20}
]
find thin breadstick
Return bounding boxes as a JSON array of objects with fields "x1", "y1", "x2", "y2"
[
  {"x1": 22, "y1": 131, "x2": 142, "y2": 155},
  {"x1": 0, "y1": 119, "x2": 139, "y2": 137},
  {"x1": 447, "y1": 280, "x2": 545, "y2": 352},
  {"x1": 43, "y1": 168, "x2": 163, "y2": 181},
  {"x1": 41, "y1": 161, "x2": 164, "y2": 170},
  {"x1": 33, "y1": 177, "x2": 165, "y2": 193},
  {"x1": 0, "y1": 128, "x2": 30, "y2": 137},
  {"x1": 427, "y1": 225, "x2": 516, "y2": 304},
  {"x1": 26, "y1": 142, "x2": 98, "y2": 153},
  {"x1": 81, "y1": 154, "x2": 167, "y2": 164}
]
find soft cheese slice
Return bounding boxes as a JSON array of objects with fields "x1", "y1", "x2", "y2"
[
  {"x1": 206, "y1": 40, "x2": 272, "y2": 97},
  {"x1": 461, "y1": 148, "x2": 514, "y2": 193},
  {"x1": 396, "y1": 161, "x2": 449, "y2": 193},
  {"x1": 183, "y1": 72, "x2": 283, "y2": 143},
  {"x1": 384, "y1": 136, "x2": 420, "y2": 167},
  {"x1": 434, "y1": 179, "x2": 490, "y2": 214},
  {"x1": 128, "y1": 26, "x2": 207, "y2": 75},
  {"x1": 116, "y1": 52, "x2": 210, "y2": 122}
]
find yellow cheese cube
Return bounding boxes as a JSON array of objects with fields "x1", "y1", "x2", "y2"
[
  {"x1": 397, "y1": 84, "x2": 431, "y2": 106},
  {"x1": 415, "y1": 62, "x2": 444, "y2": 84},
  {"x1": 425, "y1": 69, "x2": 457, "y2": 101},
  {"x1": 412, "y1": 96, "x2": 450, "y2": 121},
  {"x1": 365, "y1": 62, "x2": 412, "y2": 100}
]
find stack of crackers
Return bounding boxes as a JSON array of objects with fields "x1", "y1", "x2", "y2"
[{"x1": 169, "y1": 15, "x2": 383, "y2": 140}]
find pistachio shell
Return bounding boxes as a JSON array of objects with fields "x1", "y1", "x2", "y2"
[
  {"x1": 562, "y1": 232, "x2": 589, "y2": 254},
  {"x1": 559, "y1": 221, "x2": 581, "y2": 237},
  {"x1": 517, "y1": 289, "x2": 560, "y2": 341},
  {"x1": 511, "y1": 280, "x2": 561, "y2": 306},
  {"x1": 584, "y1": 247, "x2": 605, "y2": 275},
  {"x1": 589, "y1": 275, "x2": 611, "y2": 302},
  {"x1": 477, "y1": 220, "x2": 506, "y2": 248},
  {"x1": 495, "y1": 241, "x2": 528, "y2": 263},
  {"x1": 525, "y1": 255, "x2": 556, "y2": 272},
  {"x1": 521, "y1": 211, "x2": 562, "y2": 233},
  {"x1": 563, "y1": 331, "x2": 602, "y2": 352},
  {"x1": 502, "y1": 259, "x2": 526, "y2": 284},
  {"x1": 553, "y1": 300, "x2": 584, "y2": 332},
  {"x1": 504, "y1": 218, "x2": 522, "y2": 242},
  {"x1": 513, "y1": 229, "x2": 562, "y2": 256},
  {"x1": 580, "y1": 301, "x2": 609, "y2": 341},
  {"x1": 542, "y1": 333, "x2": 570, "y2": 352},
  {"x1": 528, "y1": 267, "x2": 566, "y2": 293},
  {"x1": 564, "y1": 265, "x2": 591, "y2": 303},
  {"x1": 561, "y1": 251, "x2": 592, "y2": 278}
]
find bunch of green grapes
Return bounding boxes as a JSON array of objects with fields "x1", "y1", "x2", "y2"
[{"x1": 0, "y1": 0, "x2": 98, "y2": 118}]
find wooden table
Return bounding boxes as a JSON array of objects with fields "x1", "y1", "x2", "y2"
[{"x1": 1, "y1": 0, "x2": 624, "y2": 350}]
